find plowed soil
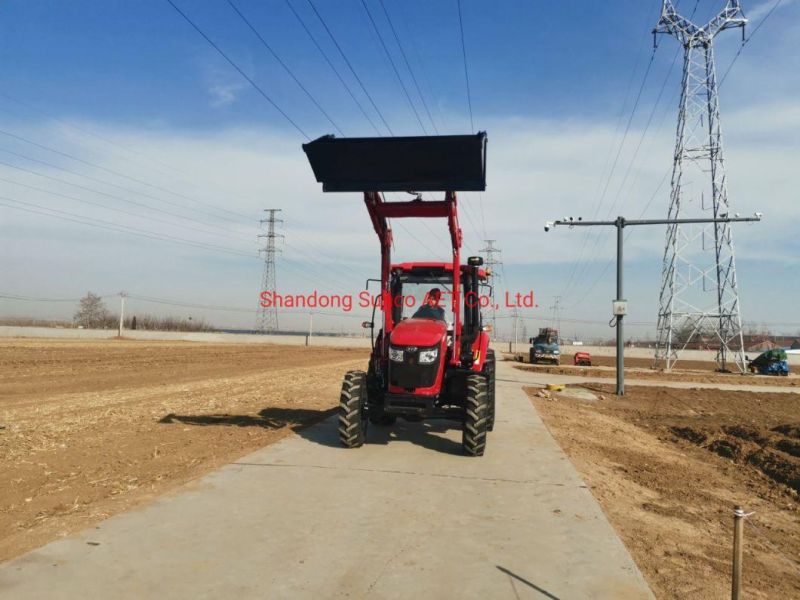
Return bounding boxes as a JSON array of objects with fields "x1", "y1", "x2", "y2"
[
  {"x1": 0, "y1": 339, "x2": 367, "y2": 562},
  {"x1": 528, "y1": 383, "x2": 800, "y2": 599},
  {"x1": 515, "y1": 355, "x2": 799, "y2": 388}
]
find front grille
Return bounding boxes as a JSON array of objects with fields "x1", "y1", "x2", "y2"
[{"x1": 389, "y1": 348, "x2": 440, "y2": 389}]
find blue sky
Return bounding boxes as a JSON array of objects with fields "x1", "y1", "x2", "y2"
[{"x1": 1, "y1": 0, "x2": 798, "y2": 338}]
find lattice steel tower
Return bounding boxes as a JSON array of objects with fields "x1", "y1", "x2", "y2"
[
  {"x1": 653, "y1": 0, "x2": 747, "y2": 372},
  {"x1": 256, "y1": 209, "x2": 283, "y2": 333},
  {"x1": 480, "y1": 240, "x2": 502, "y2": 338}
]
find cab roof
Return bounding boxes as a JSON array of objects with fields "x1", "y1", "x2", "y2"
[{"x1": 392, "y1": 262, "x2": 488, "y2": 280}]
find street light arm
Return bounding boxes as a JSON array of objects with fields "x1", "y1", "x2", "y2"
[{"x1": 547, "y1": 214, "x2": 763, "y2": 229}]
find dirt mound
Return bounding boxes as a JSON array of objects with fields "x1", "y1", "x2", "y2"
[
  {"x1": 670, "y1": 425, "x2": 707, "y2": 444},
  {"x1": 776, "y1": 439, "x2": 800, "y2": 458},
  {"x1": 748, "y1": 450, "x2": 800, "y2": 492},
  {"x1": 671, "y1": 422, "x2": 800, "y2": 495},
  {"x1": 772, "y1": 424, "x2": 800, "y2": 439},
  {"x1": 528, "y1": 383, "x2": 800, "y2": 599}
]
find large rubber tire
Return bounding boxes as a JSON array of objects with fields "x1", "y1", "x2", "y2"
[
  {"x1": 366, "y1": 362, "x2": 396, "y2": 426},
  {"x1": 338, "y1": 370, "x2": 368, "y2": 448},
  {"x1": 484, "y1": 349, "x2": 496, "y2": 432},
  {"x1": 462, "y1": 373, "x2": 489, "y2": 457}
]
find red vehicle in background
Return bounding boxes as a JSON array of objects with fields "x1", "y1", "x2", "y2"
[{"x1": 573, "y1": 352, "x2": 592, "y2": 366}]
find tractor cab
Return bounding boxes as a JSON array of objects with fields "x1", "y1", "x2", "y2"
[
  {"x1": 303, "y1": 132, "x2": 495, "y2": 456},
  {"x1": 384, "y1": 262, "x2": 490, "y2": 407}
]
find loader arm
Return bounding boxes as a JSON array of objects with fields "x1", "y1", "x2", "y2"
[
  {"x1": 364, "y1": 191, "x2": 463, "y2": 366},
  {"x1": 302, "y1": 132, "x2": 486, "y2": 368}
]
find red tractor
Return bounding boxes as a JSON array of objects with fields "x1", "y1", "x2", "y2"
[{"x1": 303, "y1": 133, "x2": 495, "y2": 456}]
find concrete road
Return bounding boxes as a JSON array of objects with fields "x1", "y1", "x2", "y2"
[{"x1": 0, "y1": 361, "x2": 653, "y2": 599}]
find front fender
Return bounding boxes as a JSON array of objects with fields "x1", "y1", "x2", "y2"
[{"x1": 471, "y1": 331, "x2": 491, "y2": 372}]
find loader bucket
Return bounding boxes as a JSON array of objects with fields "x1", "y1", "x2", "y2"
[{"x1": 302, "y1": 133, "x2": 487, "y2": 192}]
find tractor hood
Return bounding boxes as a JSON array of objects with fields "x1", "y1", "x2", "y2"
[{"x1": 390, "y1": 318, "x2": 447, "y2": 348}]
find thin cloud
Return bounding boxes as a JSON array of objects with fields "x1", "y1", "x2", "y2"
[
  {"x1": 208, "y1": 81, "x2": 247, "y2": 107},
  {"x1": 747, "y1": 0, "x2": 798, "y2": 22}
]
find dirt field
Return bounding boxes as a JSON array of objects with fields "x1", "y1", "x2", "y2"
[
  {"x1": 514, "y1": 356, "x2": 799, "y2": 388},
  {"x1": 0, "y1": 339, "x2": 367, "y2": 562},
  {"x1": 528, "y1": 384, "x2": 800, "y2": 599}
]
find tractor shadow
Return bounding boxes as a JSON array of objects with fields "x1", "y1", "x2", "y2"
[
  {"x1": 159, "y1": 407, "x2": 336, "y2": 432},
  {"x1": 295, "y1": 416, "x2": 464, "y2": 455},
  {"x1": 161, "y1": 407, "x2": 464, "y2": 456},
  {"x1": 367, "y1": 419, "x2": 465, "y2": 455}
]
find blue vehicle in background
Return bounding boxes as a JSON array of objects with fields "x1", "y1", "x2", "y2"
[
  {"x1": 529, "y1": 328, "x2": 560, "y2": 365},
  {"x1": 747, "y1": 348, "x2": 790, "y2": 376}
]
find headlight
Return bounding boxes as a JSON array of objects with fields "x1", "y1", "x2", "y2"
[
  {"x1": 419, "y1": 348, "x2": 439, "y2": 364},
  {"x1": 389, "y1": 347, "x2": 404, "y2": 362}
]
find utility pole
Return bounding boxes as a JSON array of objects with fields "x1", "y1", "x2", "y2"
[
  {"x1": 117, "y1": 291, "x2": 127, "y2": 337},
  {"x1": 653, "y1": 1, "x2": 748, "y2": 372},
  {"x1": 512, "y1": 307, "x2": 519, "y2": 352},
  {"x1": 546, "y1": 213, "x2": 761, "y2": 394},
  {"x1": 256, "y1": 209, "x2": 283, "y2": 334},
  {"x1": 480, "y1": 240, "x2": 502, "y2": 339}
]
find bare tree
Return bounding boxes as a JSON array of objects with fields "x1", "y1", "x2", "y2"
[{"x1": 74, "y1": 292, "x2": 110, "y2": 328}]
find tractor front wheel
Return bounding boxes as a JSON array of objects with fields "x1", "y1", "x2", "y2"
[
  {"x1": 462, "y1": 374, "x2": 489, "y2": 457},
  {"x1": 338, "y1": 370, "x2": 368, "y2": 448},
  {"x1": 484, "y1": 349, "x2": 496, "y2": 432}
]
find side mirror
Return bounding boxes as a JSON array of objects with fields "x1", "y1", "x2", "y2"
[{"x1": 361, "y1": 321, "x2": 373, "y2": 329}]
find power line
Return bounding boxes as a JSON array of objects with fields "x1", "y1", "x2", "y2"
[
  {"x1": 305, "y1": 0, "x2": 395, "y2": 135},
  {"x1": 0, "y1": 92, "x2": 258, "y2": 219},
  {"x1": 566, "y1": 32, "x2": 690, "y2": 295},
  {"x1": 0, "y1": 196, "x2": 257, "y2": 258},
  {"x1": 456, "y1": 0, "x2": 474, "y2": 133},
  {"x1": 718, "y1": 0, "x2": 784, "y2": 88},
  {"x1": 360, "y1": 0, "x2": 427, "y2": 133},
  {"x1": 558, "y1": 0, "x2": 676, "y2": 299},
  {"x1": 283, "y1": 0, "x2": 381, "y2": 135},
  {"x1": 560, "y1": 46, "x2": 659, "y2": 298},
  {"x1": 0, "y1": 174, "x2": 254, "y2": 243},
  {"x1": 376, "y1": 0, "x2": 439, "y2": 134},
  {"x1": 0, "y1": 127, "x2": 250, "y2": 223},
  {"x1": 0, "y1": 157, "x2": 250, "y2": 238},
  {"x1": 225, "y1": 0, "x2": 345, "y2": 136},
  {"x1": 394, "y1": 2, "x2": 448, "y2": 131},
  {"x1": 164, "y1": 0, "x2": 309, "y2": 139},
  {"x1": 0, "y1": 292, "x2": 115, "y2": 303}
]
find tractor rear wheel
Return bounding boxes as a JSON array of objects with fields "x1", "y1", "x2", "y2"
[
  {"x1": 484, "y1": 349, "x2": 496, "y2": 432},
  {"x1": 462, "y1": 373, "x2": 489, "y2": 456},
  {"x1": 338, "y1": 370, "x2": 368, "y2": 448}
]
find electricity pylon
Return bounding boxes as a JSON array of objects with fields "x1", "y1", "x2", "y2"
[
  {"x1": 256, "y1": 209, "x2": 283, "y2": 333},
  {"x1": 480, "y1": 240, "x2": 502, "y2": 338},
  {"x1": 653, "y1": 0, "x2": 748, "y2": 372}
]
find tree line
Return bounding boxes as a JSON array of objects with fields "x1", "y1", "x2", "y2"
[{"x1": 73, "y1": 292, "x2": 213, "y2": 332}]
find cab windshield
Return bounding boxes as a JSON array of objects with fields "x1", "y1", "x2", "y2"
[{"x1": 400, "y1": 282, "x2": 453, "y2": 324}]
